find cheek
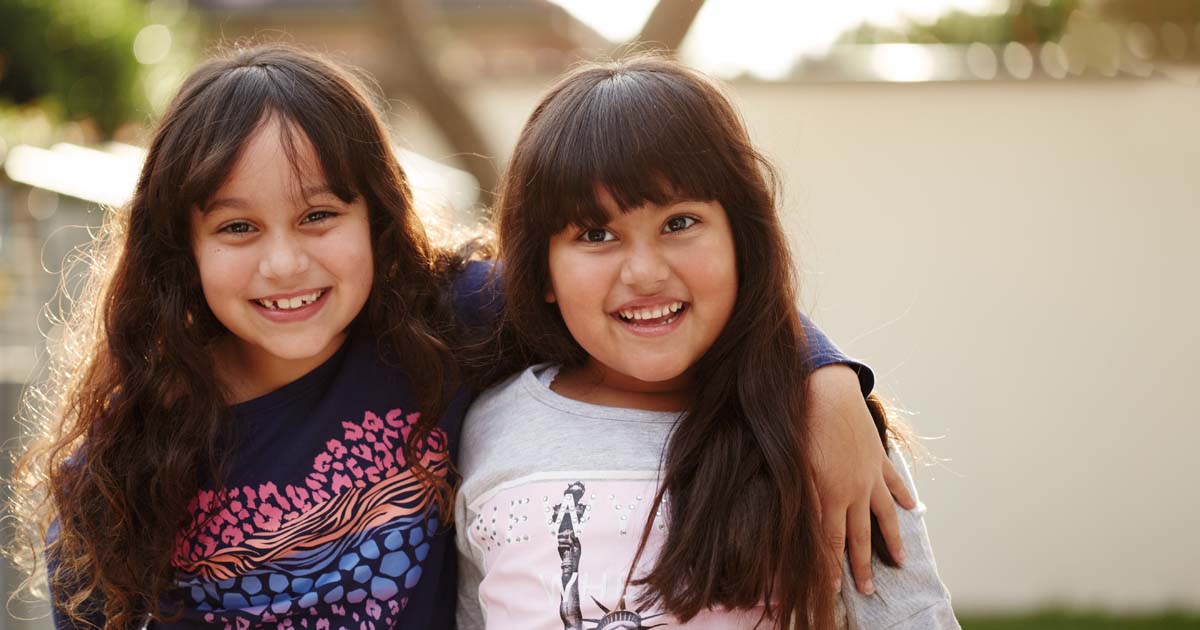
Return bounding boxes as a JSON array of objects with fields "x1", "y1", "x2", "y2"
[
  {"x1": 548, "y1": 254, "x2": 607, "y2": 320},
  {"x1": 328, "y1": 224, "x2": 375, "y2": 291},
  {"x1": 691, "y1": 239, "x2": 738, "y2": 319},
  {"x1": 194, "y1": 245, "x2": 247, "y2": 300},
  {"x1": 339, "y1": 247, "x2": 374, "y2": 288}
]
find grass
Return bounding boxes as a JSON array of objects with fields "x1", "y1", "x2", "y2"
[{"x1": 960, "y1": 612, "x2": 1200, "y2": 629}]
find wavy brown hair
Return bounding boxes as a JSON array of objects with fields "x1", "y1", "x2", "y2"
[
  {"x1": 8, "y1": 43, "x2": 464, "y2": 628},
  {"x1": 490, "y1": 56, "x2": 898, "y2": 628}
]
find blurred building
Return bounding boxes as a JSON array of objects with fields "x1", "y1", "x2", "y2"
[{"x1": 189, "y1": 0, "x2": 609, "y2": 79}]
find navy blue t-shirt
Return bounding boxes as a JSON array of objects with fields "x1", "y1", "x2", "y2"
[
  {"x1": 162, "y1": 325, "x2": 468, "y2": 630},
  {"x1": 49, "y1": 261, "x2": 870, "y2": 630}
]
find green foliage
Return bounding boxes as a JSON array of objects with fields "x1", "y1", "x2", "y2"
[
  {"x1": 844, "y1": 0, "x2": 1079, "y2": 46},
  {"x1": 961, "y1": 611, "x2": 1200, "y2": 629},
  {"x1": 0, "y1": 0, "x2": 146, "y2": 134}
]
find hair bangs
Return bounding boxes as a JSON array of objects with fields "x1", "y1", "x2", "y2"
[
  {"x1": 168, "y1": 67, "x2": 276, "y2": 215},
  {"x1": 270, "y1": 92, "x2": 365, "y2": 207},
  {"x1": 523, "y1": 66, "x2": 743, "y2": 235},
  {"x1": 175, "y1": 60, "x2": 369, "y2": 220}
]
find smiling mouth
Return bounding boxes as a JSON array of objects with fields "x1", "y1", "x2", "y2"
[
  {"x1": 252, "y1": 289, "x2": 328, "y2": 311},
  {"x1": 613, "y1": 301, "x2": 688, "y2": 325}
]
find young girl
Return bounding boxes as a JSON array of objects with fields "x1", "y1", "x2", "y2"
[
  {"x1": 16, "y1": 44, "x2": 473, "y2": 630},
  {"x1": 455, "y1": 57, "x2": 958, "y2": 629},
  {"x1": 10, "y1": 45, "x2": 904, "y2": 630}
]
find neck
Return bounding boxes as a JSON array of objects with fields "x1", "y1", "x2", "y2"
[
  {"x1": 550, "y1": 359, "x2": 690, "y2": 412},
  {"x1": 213, "y1": 333, "x2": 346, "y2": 404}
]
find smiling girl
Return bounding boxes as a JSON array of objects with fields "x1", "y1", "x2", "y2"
[
  {"x1": 14, "y1": 45, "x2": 473, "y2": 629},
  {"x1": 12, "y1": 45, "x2": 906, "y2": 630},
  {"x1": 455, "y1": 57, "x2": 958, "y2": 629}
]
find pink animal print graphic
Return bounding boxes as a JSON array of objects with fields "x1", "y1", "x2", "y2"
[{"x1": 170, "y1": 408, "x2": 449, "y2": 629}]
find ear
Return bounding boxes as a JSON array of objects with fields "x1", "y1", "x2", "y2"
[{"x1": 544, "y1": 286, "x2": 556, "y2": 303}]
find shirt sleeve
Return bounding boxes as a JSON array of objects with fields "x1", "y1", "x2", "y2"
[
  {"x1": 838, "y1": 449, "x2": 960, "y2": 630},
  {"x1": 454, "y1": 491, "x2": 487, "y2": 630},
  {"x1": 799, "y1": 311, "x2": 875, "y2": 397},
  {"x1": 449, "y1": 259, "x2": 503, "y2": 333}
]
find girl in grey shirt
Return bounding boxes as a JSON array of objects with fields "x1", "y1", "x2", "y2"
[{"x1": 457, "y1": 55, "x2": 959, "y2": 630}]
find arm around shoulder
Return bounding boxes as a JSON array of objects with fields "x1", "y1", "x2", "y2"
[{"x1": 838, "y1": 450, "x2": 960, "y2": 630}]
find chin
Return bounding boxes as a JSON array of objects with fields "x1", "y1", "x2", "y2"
[
  {"x1": 620, "y1": 359, "x2": 689, "y2": 384},
  {"x1": 262, "y1": 337, "x2": 337, "y2": 361}
]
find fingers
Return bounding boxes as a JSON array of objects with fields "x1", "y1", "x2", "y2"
[
  {"x1": 883, "y1": 455, "x2": 917, "y2": 510},
  {"x1": 823, "y1": 501, "x2": 846, "y2": 592},
  {"x1": 871, "y1": 479, "x2": 906, "y2": 567},
  {"x1": 847, "y1": 502, "x2": 875, "y2": 595}
]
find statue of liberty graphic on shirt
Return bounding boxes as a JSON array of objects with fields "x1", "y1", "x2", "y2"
[
  {"x1": 551, "y1": 481, "x2": 666, "y2": 630},
  {"x1": 553, "y1": 481, "x2": 587, "y2": 629}
]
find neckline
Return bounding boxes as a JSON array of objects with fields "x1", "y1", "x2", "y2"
[
  {"x1": 520, "y1": 364, "x2": 682, "y2": 424},
  {"x1": 230, "y1": 333, "x2": 354, "y2": 420}
]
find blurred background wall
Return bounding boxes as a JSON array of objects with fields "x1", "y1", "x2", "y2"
[{"x1": 2, "y1": 1, "x2": 1198, "y2": 628}]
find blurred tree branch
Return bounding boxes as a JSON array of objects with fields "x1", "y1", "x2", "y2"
[
  {"x1": 365, "y1": 0, "x2": 710, "y2": 197},
  {"x1": 635, "y1": 0, "x2": 706, "y2": 54},
  {"x1": 372, "y1": 0, "x2": 498, "y2": 197}
]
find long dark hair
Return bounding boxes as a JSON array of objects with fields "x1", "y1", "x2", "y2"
[
  {"x1": 9, "y1": 43, "x2": 463, "y2": 628},
  {"x1": 491, "y1": 56, "x2": 896, "y2": 628}
]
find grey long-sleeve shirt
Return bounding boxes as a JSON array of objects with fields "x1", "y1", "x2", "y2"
[{"x1": 456, "y1": 364, "x2": 959, "y2": 630}]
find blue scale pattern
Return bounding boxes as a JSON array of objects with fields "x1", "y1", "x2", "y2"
[{"x1": 179, "y1": 516, "x2": 440, "y2": 629}]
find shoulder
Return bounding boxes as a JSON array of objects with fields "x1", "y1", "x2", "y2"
[
  {"x1": 464, "y1": 366, "x2": 532, "y2": 426},
  {"x1": 449, "y1": 259, "x2": 502, "y2": 325},
  {"x1": 460, "y1": 366, "x2": 555, "y2": 464}
]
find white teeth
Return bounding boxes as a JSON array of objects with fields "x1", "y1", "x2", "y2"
[
  {"x1": 256, "y1": 290, "x2": 322, "y2": 310},
  {"x1": 618, "y1": 302, "x2": 686, "y2": 322}
]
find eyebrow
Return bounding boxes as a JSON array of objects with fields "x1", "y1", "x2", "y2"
[{"x1": 202, "y1": 185, "x2": 339, "y2": 214}]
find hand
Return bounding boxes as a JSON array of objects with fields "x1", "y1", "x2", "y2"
[{"x1": 805, "y1": 364, "x2": 917, "y2": 595}]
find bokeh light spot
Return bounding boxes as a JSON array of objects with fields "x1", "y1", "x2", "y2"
[
  {"x1": 1002, "y1": 42, "x2": 1033, "y2": 79},
  {"x1": 1160, "y1": 22, "x2": 1188, "y2": 61},
  {"x1": 1039, "y1": 42, "x2": 1068, "y2": 79},
  {"x1": 1123, "y1": 22, "x2": 1156, "y2": 60},
  {"x1": 870, "y1": 44, "x2": 936, "y2": 82},
  {"x1": 133, "y1": 24, "x2": 172, "y2": 65},
  {"x1": 965, "y1": 42, "x2": 997, "y2": 80},
  {"x1": 27, "y1": 188, "x2": 59, "y2": 221}
]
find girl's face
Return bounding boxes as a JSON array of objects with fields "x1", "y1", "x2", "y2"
[
  {"x1": 191, "y1": 116, "x2": 373, "y2": 391},
  {"x1": 546, "y1": 189, "x2": 738, "y2": 392}
]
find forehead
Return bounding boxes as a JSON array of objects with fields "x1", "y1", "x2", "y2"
[{"x1": 204, "y1": 116, "x2": 330, "y2": 211}]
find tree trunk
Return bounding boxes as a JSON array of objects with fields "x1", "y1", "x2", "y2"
[
  {"x1": 372, "y1": 0, "x2": 498, "y2": 197},
  {"x1": 634, "y1": 0, "x2": 707, "y2": 54}
]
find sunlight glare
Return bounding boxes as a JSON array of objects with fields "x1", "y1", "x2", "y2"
[{"x1": 552, "y1": 0, "x2": 1009, "y2": 80}]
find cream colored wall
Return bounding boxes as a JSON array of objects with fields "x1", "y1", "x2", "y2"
[{"x1": 408, "y1": 77, "x2": 1200, "y2": 612}]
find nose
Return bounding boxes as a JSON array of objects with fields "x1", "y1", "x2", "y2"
[
  {"x1": 619, "y1": 239, "x2": 670, "y2": 292},
  {"x1": 258, "y1": 232, "x2": 310, "y2": 280}
]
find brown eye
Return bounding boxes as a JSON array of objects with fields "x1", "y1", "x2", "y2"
[
  {"x1": 664, "y1": 216, "x2": 697, "y2": 233},
  {"x1": 301, "y1": 209, "x2": 337, "y2": 224},
  {"x1": 219, "y1": 221, "x2": 254, "y2": 234},
  {"x1": 580, "y1": 228, "x2": 614, "y2": 243}
]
